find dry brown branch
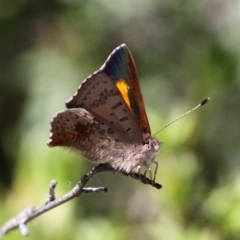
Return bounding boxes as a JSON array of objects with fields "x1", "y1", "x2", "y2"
[{"x1": 0, "y1": 164, "x2": 161, "y2": 238}]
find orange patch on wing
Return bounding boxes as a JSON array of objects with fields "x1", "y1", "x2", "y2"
[{"x1": 116, "y1": 79, "x2": 131, "y2": 109}]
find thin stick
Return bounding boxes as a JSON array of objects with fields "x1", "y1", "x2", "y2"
[{"x1": 0, "y1": 164, "x2": 161, "y2": 238}]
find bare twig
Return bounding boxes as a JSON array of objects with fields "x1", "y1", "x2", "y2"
[
  {"x1": 0, "y1": 164, "x2": 161, "y2": 238},
  {"x1": 45, "y1": 180, "x2": 57, "y2": 204}
]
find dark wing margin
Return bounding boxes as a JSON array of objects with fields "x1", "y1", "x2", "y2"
[{"x1": 101, "y1": 44, "x2": 151, "y2": 140}]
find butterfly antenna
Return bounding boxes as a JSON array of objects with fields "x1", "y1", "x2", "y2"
[{"x1": 154, "y1": 97, "x2": 210, "y2": 137}]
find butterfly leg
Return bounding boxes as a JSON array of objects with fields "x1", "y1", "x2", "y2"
[
  {"x1": 141, "y1": 164, "x2": 153, "y2": 182},
  {"x1": 137, "y1": 165, "x2": 144, "y2": 179},
  {"x1": 148, "y1": 168, "x2": 153, "y2": 182},
  {"x1": 137, "y1": 165, "x2": 141, "y2": 175},
  {"x1": 137, "y1": 166, "x2": 148, "y2": 181},
  {"x1": 152, "y1": 160, "x2": 158, "y2": 182}
]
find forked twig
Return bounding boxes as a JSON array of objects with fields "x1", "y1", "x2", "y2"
[{"x1": 0, "y1": 164, "x2": 161, "y2": 238}]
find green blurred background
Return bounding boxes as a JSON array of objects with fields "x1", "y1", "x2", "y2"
[{"x1": 0, "y1": 1, "x2": 240, "y2": 239}]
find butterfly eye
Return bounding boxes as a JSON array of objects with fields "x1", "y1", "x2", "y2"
[{"x1": 145, "y1": 142, "x2": 151, "y2": 150}]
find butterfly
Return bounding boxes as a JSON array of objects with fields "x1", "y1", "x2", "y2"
[{"x1": 47, "y1": 44, "x2": 162, "y2": 180}]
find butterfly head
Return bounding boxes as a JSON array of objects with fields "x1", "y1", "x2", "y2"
[{"x1": 143, "y1": 136, "x2": 163, "y2": 161}]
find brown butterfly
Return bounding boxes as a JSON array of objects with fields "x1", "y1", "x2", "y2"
[
  {"x1": 47, "y1": 44, "x2": 162, "y2": 180},
  {"x1": 47, "y1": 44, "x2": 209, "y2": 181}
]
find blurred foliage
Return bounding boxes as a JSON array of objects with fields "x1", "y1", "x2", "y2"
[{"x1": 0, "y1": 0, "x2": 240, "y2": 239}]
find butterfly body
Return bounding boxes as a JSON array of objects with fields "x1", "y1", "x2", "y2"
[{"x1": 48, "y1": 44, "x2": 162, "y2": 174}]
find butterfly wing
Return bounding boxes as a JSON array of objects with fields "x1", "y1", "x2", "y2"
[
  {"x1": 101, "y1": 44, "x2": 151, "y2": 140},
  {"x1": 67, "y1": 44, "x2": 151, "y2": 142},
  {"x1": 48, "y1": 44, "x2": 158, "y2": 171},
  {"x1": 47, "y1": 108, "x2": 131, "y2": 163}
]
